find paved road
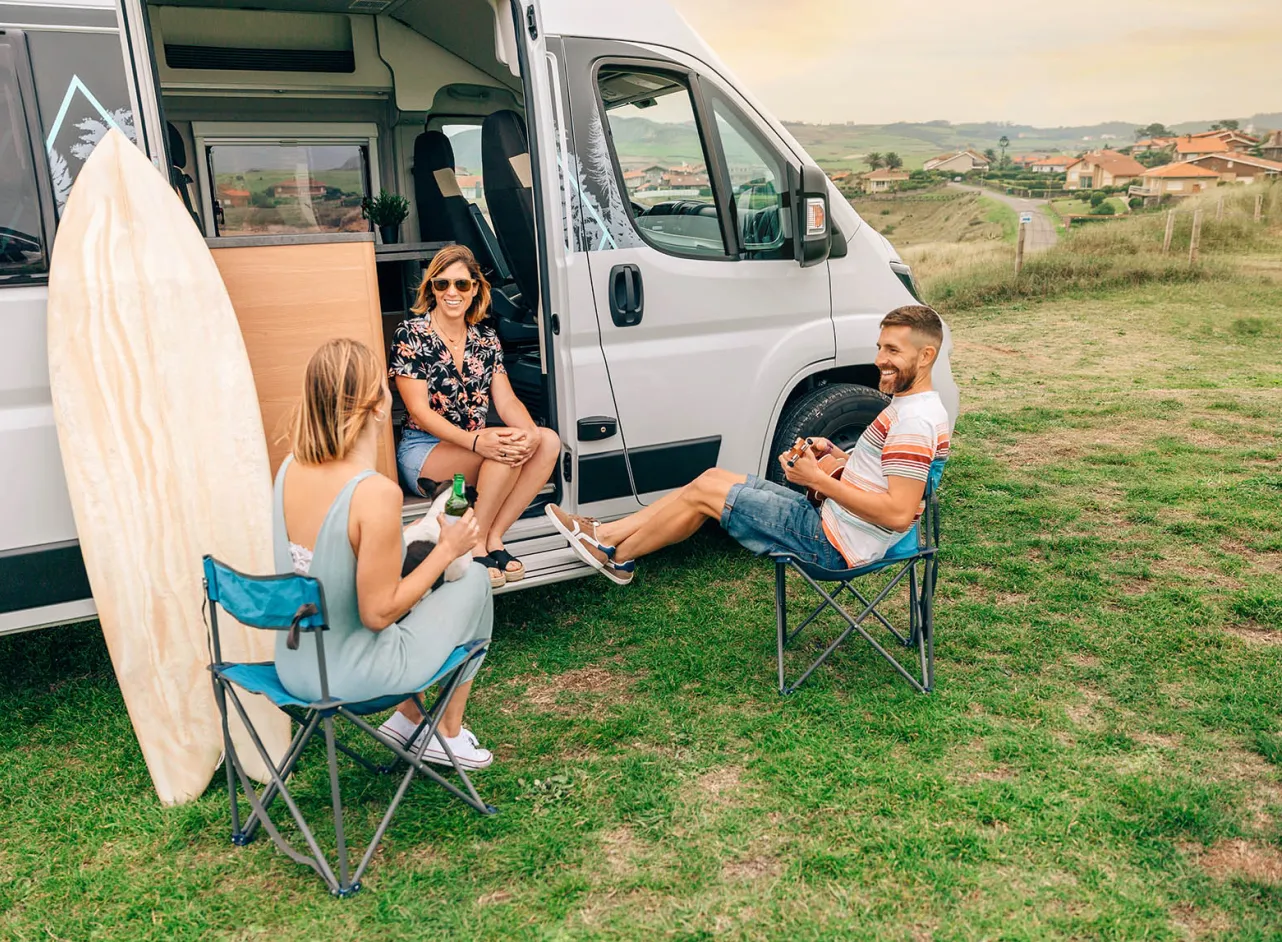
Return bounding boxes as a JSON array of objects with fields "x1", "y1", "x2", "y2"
[{"x1": 949, "y1": 183, "x2": 1058, "y2": 253}]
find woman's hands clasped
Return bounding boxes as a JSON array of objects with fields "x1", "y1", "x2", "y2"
[{"x1": 474, "y1": 427, "x2": 537, "y2": 466}]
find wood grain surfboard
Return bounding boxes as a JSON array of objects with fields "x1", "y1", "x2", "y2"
[{"x1": 46, "y1": 129, "x2": 289, "y2": 805}]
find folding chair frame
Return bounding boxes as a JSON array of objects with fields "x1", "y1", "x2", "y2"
[
  {"x1": 771, "y1": 475, "x2": 941, "y2": 696},
  {"x1": 204, "y1": 558, "x2": 494, "y2": 897}
]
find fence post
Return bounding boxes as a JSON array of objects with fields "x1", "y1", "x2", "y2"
[
  {"x1": 1188, "y1": 209, "x2": 1203, "y2": 266},
  {"x1": 1255, "y1": 194, "x2": 1264, "y2": 223},
  {"x1": 1163, "y1": 209, "x2": 1175, "y2": 254},
  {"x1": 1015, "y1": 220, "x2": 1027, "y2": 276},
  {"x1": 1216, "y1": 195, "x2": 1224, "y2": 222}
]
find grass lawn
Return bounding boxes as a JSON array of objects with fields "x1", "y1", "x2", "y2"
[
  {"x1": 2, "y1": 278, "x2": 1281, "y2": 938},
  {"x1": 978, "y1": 197, "x2": 1019, "y2": 243}
]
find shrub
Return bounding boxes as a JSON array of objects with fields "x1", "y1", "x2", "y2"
[
  {"x1": 1129, "y1": 196, "x2": 1144, "y2": 210},
  {"x1": 880, "y1": 208, "x2": 892, "y2": 215},
  {"x1": 1091, "y1": 203, "x2": 1116, "y2": 215},
  {"x1": 1089, "y1": 191, "x2": 1107, "y2": 207}
]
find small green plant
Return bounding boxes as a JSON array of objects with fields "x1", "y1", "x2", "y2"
[
  {"x1": 1090, "y1": 191, "x2": 1107, "y2": 208},
  {"x1": 1091, "y1": 202, "x2": 1117, "y2": 216},
  {"x1": 360, "y1": 188, "x2": 410, "y2": 226}
]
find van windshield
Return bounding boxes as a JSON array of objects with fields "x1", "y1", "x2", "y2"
[{"x1": 208, "y1": 142, "x2": 371, "y2": 236}]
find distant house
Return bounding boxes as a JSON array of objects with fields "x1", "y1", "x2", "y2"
[
  {"x1": 1196, "y1": 129, "x2": 1258, "y2": 151},
  {"x1": 622, "y1": 169, "x2": 647, "y2": 190},
  {"x1": 1063, "y1": 151, "x2": 1146, "y2": 190},
  {"x1": 1129, "y1": 162, "x2": 1221, "y2": 199},
  {"x1": 1132, "y1": 137, "x2": 1176, "y2": 154},
  {"x1": 828, "y1": 170, "x2": 852, "y2": 183},
  {"x1": 269, "y1": 180, "x2": 328, "y2": 199},
  {"x1": 1174, "y1": 135, "x2": 1231, "y2": 161},
  {"x1": 663, "y1": 172, "x2": 708, "y2": 188},
  {"x1": 1030, "y1": 155, "x2": 1076, "y2": 174},
  {"x1": 861, "y1": 168, "x2": 910, "y2": 193},
  {"x1": 1261, "y1": 130, "x2": 1282, "y2": 162},
  {"x1": 923, "y1": 150, "x2": 989, "y2": 173},
  {"x1": 1186, "y1": 153, "x2": 1282, "y2": 184},
  {"x1": 217, "y1": 186, "x2": 250, "y2": 208},
  {"x1": 455, "y1": 174, "x2": 483, "y2": 200},
  {"x1": 1011, "y1": 153, "x2": 1046, "y2": 168}
]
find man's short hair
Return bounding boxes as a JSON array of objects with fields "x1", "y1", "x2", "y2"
[{"x1": 880, "y1": 305, "x2": 943, "y2": 350}]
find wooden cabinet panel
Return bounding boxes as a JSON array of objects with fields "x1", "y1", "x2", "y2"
[{"x1": 211, "y1": 241, "x2": 396, "y2": 478}]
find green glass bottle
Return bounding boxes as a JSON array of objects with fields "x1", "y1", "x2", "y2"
[{"x1": 443, "y1": 473, "x2": 469, "y2": 517}]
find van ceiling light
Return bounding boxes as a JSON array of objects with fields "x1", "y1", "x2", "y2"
[{"x1": 348, "y1": 0, "x2": 395, "y2": 11}]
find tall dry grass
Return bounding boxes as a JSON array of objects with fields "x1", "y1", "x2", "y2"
[{"x1": 917, "y1": 181, "x2": 1280, "y2": 313}]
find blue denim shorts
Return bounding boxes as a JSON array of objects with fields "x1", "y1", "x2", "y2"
[
  {"x1": 720, "y1": 475, "x2": 849, "y2": 569},
  {"x1": 396, "y1": 428, "x2": 442, "y2": 496}
]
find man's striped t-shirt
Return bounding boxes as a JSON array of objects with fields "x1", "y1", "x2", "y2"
[{"x1": 820, "y1": 390, "x2": 950, "y2": 567}]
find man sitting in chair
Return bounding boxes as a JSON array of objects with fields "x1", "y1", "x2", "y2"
[{"x1": 546, "y1": 305, "x2": 951, "y2": 584}]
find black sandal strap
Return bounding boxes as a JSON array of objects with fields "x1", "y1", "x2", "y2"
[{"x1": 490, "y1": 548, "x2": 523, "y2": 572}]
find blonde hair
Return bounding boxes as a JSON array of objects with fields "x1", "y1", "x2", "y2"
[
  {"x1": 290, "y1": 339, "x2": 385, "y2": 464},
  {"x1": 410, "y1": 243, "x2": 492, "y2": 326}
]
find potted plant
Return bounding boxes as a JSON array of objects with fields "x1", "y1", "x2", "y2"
[{"x1": 361, "y1": 189, "x2": 410, "y2": 245}]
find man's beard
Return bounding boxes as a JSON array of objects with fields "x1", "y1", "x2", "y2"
[{"x1": 879, "y1": 363, "x2": 918, "y2": 395}]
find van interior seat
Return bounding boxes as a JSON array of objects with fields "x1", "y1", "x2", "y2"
[
  {"x1": 166, "y1": 122, "x2": 199, "y2": 226},
  {"x1": 481, "y1": 110, "x2": 539, "y2": 311},
  {"x1": 412, "y1": 128, "x2": 489, "y2": 264},
  {"x1": 413, "y1": 124, "x2": 537, "y2": 345}
]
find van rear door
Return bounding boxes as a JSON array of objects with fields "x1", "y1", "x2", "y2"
[{"x1": 559, "y1": 39, "x2": 832, "y2": 507}]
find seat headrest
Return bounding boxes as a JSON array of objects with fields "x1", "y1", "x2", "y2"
[
  {"x1": 167, "y1": 122, "x2": 186, "y2": 168},
  {"x1": 481, "y1": 110, "x2": 531, "y2": 192},
  {"x1": 413, "y1": 129, "x2": 455, "y2": 175}
]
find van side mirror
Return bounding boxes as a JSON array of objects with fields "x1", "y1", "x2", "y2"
[{"x1": 790, "y1": 162, "x2": 831, "y2": 268}]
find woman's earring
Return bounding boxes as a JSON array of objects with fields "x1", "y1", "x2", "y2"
[{"x1": 374, "y1": 410, "x2": 387, "y2": 424}]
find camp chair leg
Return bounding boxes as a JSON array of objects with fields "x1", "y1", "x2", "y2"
[
  {"x1": 241, "y1": 706, "x2": 324, "y2": 843},
  {"x1": 212, "y1": 676, "x2": 242, "y2": 841},
  {"x1": 781, "y1": 560, "x2": 926, "y2": 695},
  {"x1": 282, "y1": 705, "x2": 386, "y2": 776},
  {"x1": 323, "y1": 716, "x2": 351, "y2": 892},
  {"x1": 908, "y1": 564, "x2": 920, "y2": 648},
  {"x1": 775, "y1": 559, "x2": 788, "y2": 694},
  {"x1": 223, "y1": 686, "x2": 344, "y2": 893}
]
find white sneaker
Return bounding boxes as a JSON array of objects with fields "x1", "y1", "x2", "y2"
[
  {"x1": 421, "y1": 726, "x2": 493, "y2": 770},
  {"x1": 377, "y1": 711, "x2": 427, "y2": 750}
]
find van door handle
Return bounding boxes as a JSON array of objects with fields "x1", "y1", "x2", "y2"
[{"x1": 608, "y1": 263, "x2": 644, "y2": 327}]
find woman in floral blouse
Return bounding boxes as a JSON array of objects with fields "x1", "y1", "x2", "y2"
[{"x1": 391, "y1": 245, "x2": 560, "y2": 587}]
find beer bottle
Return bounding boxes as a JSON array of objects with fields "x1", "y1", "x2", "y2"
[{"x1": 444, "y1": 473, "x2": 469, "y2": 517}]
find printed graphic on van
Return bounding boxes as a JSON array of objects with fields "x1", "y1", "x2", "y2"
[{"x1": 25, "y1": 30, "x2": 137, "y2": 215}]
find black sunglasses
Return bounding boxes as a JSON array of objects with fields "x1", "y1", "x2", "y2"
[{"x1": 431, "y1": 277, "x2": 476, "y2": 293}]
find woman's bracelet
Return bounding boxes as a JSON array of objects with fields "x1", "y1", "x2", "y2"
[{"x1": 472, "y1": 433, "x2": 479, "y2": 452}]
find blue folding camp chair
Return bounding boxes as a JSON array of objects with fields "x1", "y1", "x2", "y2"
[
  {"x1": 202, "y1": 555, "x2": 495, "y2": 896},
  {"x1": 770, "y1": 460, "x2": 944, "y2": 695}
]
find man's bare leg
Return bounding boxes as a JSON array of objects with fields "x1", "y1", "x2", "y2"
[{"x1": 611, "y1": 469, "x2": 746, "y2": 563}]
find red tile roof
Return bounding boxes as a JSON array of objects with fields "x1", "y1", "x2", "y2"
[
  {"x1": 1175, "y1": 136, "x2": 1230, "y2": 155},
  {"x1": 1077, "y1": 150, "x2": 1146, "y2": 176},
  {"x1": 1141, "y1": 162, "x2": 1222, "y2": 179}
]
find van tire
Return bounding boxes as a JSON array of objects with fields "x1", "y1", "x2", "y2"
[{"x1": 767, "y1": 383, "x2": 889, "y2": 488}]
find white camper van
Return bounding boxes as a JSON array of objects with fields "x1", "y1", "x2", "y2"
[{"x1": 0, "y1": 0, "x2": 959, "y2": 634}]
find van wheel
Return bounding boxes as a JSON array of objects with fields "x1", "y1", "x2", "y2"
[{"x1": 767, "y1": 383, "x2": 889, "y2": 488}]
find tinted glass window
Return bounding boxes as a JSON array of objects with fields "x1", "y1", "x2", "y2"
[
  {"x1": 597, "y1": 67, "x2": 726, "y2": 258},
  {"x1": 206, "y1": 143, "x2": 371, "y2": 236},
  {"x1": 0, "y1": 38, "x2": 48, "y2": 279},
  {"x1": 26, "y1": 30, "x2": 136, "y2": 216}
]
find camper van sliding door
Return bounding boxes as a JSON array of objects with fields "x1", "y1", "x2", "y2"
[
  {"x1": 114, "y1": 0, "x2": 164, "y2": 166},
  {"x1": 561, "y1": 38, "x2": 832, "y2": 506}
]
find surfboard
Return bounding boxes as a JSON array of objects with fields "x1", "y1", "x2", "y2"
[{"x1": 46, "y1": 129, "x2": 289, "y2": 805}]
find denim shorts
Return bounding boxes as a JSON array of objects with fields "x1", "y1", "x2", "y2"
[
  {"x1": 720, "y1": 475, "x2": 849, "y2": 570},
  {"x1": 396, "y1": 428, "x2": 442, "y2": 496}
]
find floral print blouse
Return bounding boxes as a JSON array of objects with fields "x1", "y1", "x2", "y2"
[{"x1": 389, "y1": 313, "x2": 506, "y2": 433}]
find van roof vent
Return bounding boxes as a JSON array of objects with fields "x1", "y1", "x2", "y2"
[
  {"x1": 164, "y1": 45, "x2": 356, "y2": 74},
  {"x1": 348, "y1": 0, "x2": 395, "y2": 12}
]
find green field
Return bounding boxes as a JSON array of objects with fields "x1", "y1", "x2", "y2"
[{"x1": 2, "y1": 189, "x2": 1280, "y2": 940}]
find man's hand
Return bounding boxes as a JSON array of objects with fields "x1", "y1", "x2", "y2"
[{"x1": 779, "y1": 449, "x2": 823, "y2": 489}]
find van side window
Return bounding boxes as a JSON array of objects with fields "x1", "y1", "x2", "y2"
[
  {"x1": 0, "y1": 35, "x2": 48, "y2": 280},
  {"x1": 25, "y1": 30, "x2": 137, "y2": 216},
  {"x1": 596, "y1": 67, "x2": 727, "y2": 258},
  {"x1": 707, "y1": 94, "x2": 791, "y2": 261}
]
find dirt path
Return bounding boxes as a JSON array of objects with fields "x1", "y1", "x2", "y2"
[{"x1": 949, "y1": 183, "x2": 1059, "y2": 253}]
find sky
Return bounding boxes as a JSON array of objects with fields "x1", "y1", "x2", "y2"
[{"x1": 666, "y1": 0, "x2": 1282, "y2": 128}]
